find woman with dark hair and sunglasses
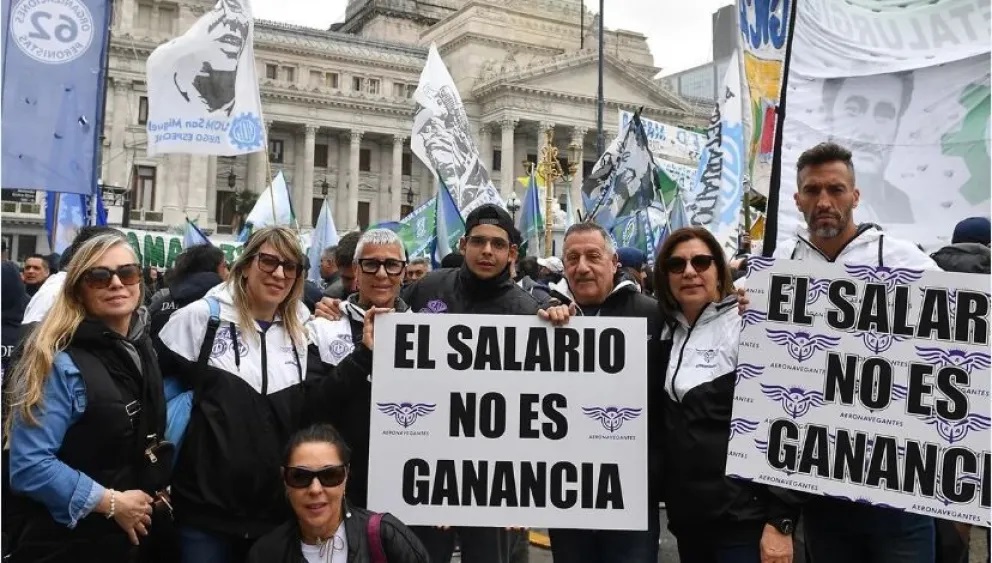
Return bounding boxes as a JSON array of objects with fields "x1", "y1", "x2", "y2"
[
  {"x1": 5, "y1": 233, "x2": 169, "y2": 562},
  {"x1": 653, "y1": 227, "x2": 800, "y2": 563},
  {"x1": 248, "y1": 423, "x2": 429, "y2": 563},
  {"x1": 157, "y1": 226, "x2": 313, "y2": 563}
]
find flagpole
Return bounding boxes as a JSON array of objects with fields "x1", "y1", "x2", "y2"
[
  {"x1": 595, "y1": 0, "x2": 605, "y2": 158},
  {"x1": 264, "y1": 151, "x2": 277, "y2": 224}
]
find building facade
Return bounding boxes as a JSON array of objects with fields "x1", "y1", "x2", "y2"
[
  {"x1": 2, "y1": 0, "x2": 704, "y2": 259},
  {"x1": 658, "y1": 4, "x2": 736, "y2": 104}
]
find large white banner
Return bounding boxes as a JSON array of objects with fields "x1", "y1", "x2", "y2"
[
  {"x1": 411, "y1": 45, "x2": 501, "y2": 215},
  {"x1": 368, "y1": 314, "x2": 649, "y2": 530},
  {"x1": 775, "y1": 0, "x2": 991, "y2": 250},
  {"x1": 145, "y1": 0, "x2": 266, "y2": 156},
  {"x1": 619, "y1": 109, "x2": 705, "y2": 165},
  {"x1": 728, "y1": 258, "x2": 991, "y2": 525}
]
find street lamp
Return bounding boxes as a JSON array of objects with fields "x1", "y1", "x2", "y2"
[
  {"x1": 320, "y1": 178, "x2": 330, "y2": 197},
  {"x1": 507, "y1": 192, "x2": 521, "y2": 222},
  {"x1": 406, "y1": 184, "x2": 415, "y2": 206},
  {"x1": 227, "y1": 168, "x2": 237, "y2": 190}
]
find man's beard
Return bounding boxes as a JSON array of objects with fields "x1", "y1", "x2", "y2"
[{"x1": 806, "y1": 209, "x2": 851, "y2": 239}]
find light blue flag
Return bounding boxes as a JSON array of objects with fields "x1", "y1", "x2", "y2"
[
  {"x1": 94, "y1": 194, "x2": 108, "y2": 226},
  {"x1": 45, "y1": 192, "x2": 88, "y2": 254},
  {"x1": 307, "y1": 200, "x2": 340, "y2": 283},
  {"x1": 562, "y1": 186, "x2": 577, "y2": 229},
  {"x1": 519, "y1": 169, "x2": 544, "y2": 256},
  {"x1": 183, "y1": 218, "x2": 211, "y2": 249},
  {"x1": 432, "y1": 179, "x2": 465, "y2": 268}
]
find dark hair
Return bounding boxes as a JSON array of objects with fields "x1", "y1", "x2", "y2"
[
  {"x1": 283, "y1": 423, "x2": 352, "y2": 467},
  {"x1": 643, "y1": 264, "x2": 655, "y2": 296},
  {"x1": 440, "y1": 252, "x2": 464, "y2": 268},
  {"x1": 653, "y1": 227, "x2": 735, "y2": 319},
  {"x1": 796, "y1": 142, "x2": 855, "y2": 186},
  {"x1": 166, "y1": 244, "x2": 226, "y2": 286},
  {"x1": 60, "y1": 226, "x2": 124, "y2": 270},
  {"x1": 24, "y1": 254, "x2": 49, "y2": 269},
  {"x1": 822, "y1": 73, "x2": 914, "y2": 121},
  {"x1": 334, "y1": 231, "x2": 363, "y2": 268},
  {"x1": 518, "y1": 256, "x2": 540, "y2": 280}
]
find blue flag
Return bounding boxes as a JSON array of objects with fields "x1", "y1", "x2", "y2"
[
  {"x1": 307, "y1": 200, "x2": 340, "y2": 283},
  {"x1": 519, "y1": 169, "x2": 544, "y2": 255},
  {"x1": 45, "y1": 192, "x2": 88, "y2": 254},
  {"x1": 93, "y1": 193, "x2": 108, "y2": 226},
  {"x1": 431, "y1": 179, "x2": 465, "y2": 268},
  {"x1": 183, "y1": 218, "x2": 211, "y2": 249},
  {"x1": 2, "y1": 0, "x2": 112, "y2": 195}
]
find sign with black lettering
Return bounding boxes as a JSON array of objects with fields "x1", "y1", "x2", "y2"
[
  {"x1": 367, "y1": 314, "x2": 649, "y2": 529},
  {"x1": 728, "y1": 258, "x2": 991, "y2": 525}
]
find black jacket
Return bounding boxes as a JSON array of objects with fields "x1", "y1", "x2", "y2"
[
  {"x1": 517, "y1": 276, "x2": 551, "y2": 305},
  {"x1": 659, "y1": 297, "x2": 799, "y2": 538},
  {"x1": 931, "y1": 243, "x2": 990, "y2": 274},
  {"x1": 305, "y1": 295, "x2": 410, "y2": 509},
  {"x1": 401, "y1": 266, "x2": 541, "y2": 315},
  {"x1": 148, "y1": 271, "x2": 223, "y2": 339},
  {"x1": 1, "y1": 261, "x2": 26, "y2": 378},
  {"x1": 247, "y1": 504, "x2": 429, "y2": 563},
  {"x1": 548, "y1": 278, "x2": 666, "y2": 505}
]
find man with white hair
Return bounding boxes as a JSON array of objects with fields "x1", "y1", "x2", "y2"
[{"x1": 307, "y1": 228, "x2": 409, "y2": 509}]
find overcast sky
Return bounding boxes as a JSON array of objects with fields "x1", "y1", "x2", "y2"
[{"x1": 250, "y1": 0, "x2": 733, "y2": 76}]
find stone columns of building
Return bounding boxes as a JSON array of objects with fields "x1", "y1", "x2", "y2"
[
  {"x1": 347, "y1": 130, "x2": 364, "y2": 230},
  {"x1": 249, "y1": 120, "x2": 273, "y2": 193},
  {"x1": 478, "y1": 122, "x2": 492, "y2": 172},
  {"x1": 108, "y1": 79, "x2": 130, "y2": 188},
  {"x1": 538, "y1": 121, "x2": 555, "y2": 159},
  {"x1": 377, "y1": 140, "x2": 390, "y2": 223},
  {"x1": 335, "y1": 133, "x2": 348, "y2": 225},
  {"x1": 299, "y1": 124, "x2": 317, "y2": 227},
  {"x1": 570, "y1": 127, "x2": 587, "y2": 222},
  {"x1": 499, "y1": 118, "x2": 518, "y2": 200},
  {"x1": 390, "y1": 135, "x2": 405, "y2": 220}
]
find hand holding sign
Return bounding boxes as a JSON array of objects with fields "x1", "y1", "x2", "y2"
[
  {"x1": 537, "y1": 303, "x2": 577, "y2": 326},
  {"x1": 363, "y1": 307, "x2": 394, "y2": 350}
]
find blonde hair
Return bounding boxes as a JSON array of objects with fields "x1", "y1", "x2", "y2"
[
  {"x1": 226, "y1": 226, "x2": 307, "y2": 348},
  {"x1": 5, "y1": 233, "x2": 138, "y2": 436}
]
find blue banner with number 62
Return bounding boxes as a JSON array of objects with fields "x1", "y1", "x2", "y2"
[{"x1": 1, "y1": 0, "x2": 111, "y2": 196}]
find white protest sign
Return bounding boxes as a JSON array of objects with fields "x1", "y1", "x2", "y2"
[
  {"x1": 728, "y1": 258, "x2": 991, "y2": 525},
  {"x1": 619, "y1": 109, "x2": 705, "y2": 165},
  {"x1": 367, "y1": 314, "x2": 649, "y2": 530}
]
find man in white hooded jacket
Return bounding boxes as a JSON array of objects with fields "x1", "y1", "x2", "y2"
[{"x1": 778, "y1": 142, "x2": 938, "y2": 562}]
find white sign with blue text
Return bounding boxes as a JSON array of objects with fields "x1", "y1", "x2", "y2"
[
  {"x1": 367, "y1": 314, "x2": 649, "y2": 530},
  {"x1": 727, "y1": 258, "x2": 991, "y2": 525}
]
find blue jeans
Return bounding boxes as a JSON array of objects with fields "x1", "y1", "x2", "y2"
[
  {"x1": 548, "y1": 504, "x2": 660, "y2": 563},
  {"x1": 804, "y1": 500, "x2": 935, "y2": 563},
  {"x1": 179, "y1": 525, "x2": 254, "y2": 563}
]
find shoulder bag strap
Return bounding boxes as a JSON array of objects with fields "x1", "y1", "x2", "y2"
[
  {"x1": 367, "y1": 512, "x2": 387, "y2": 563},
  {"x1": 196, "y1": 297, "x2": 222, "y2": 366}
]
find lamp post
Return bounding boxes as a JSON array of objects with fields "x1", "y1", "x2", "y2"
[
  {"x1": 537, "y1": 127, "x2": 564, "y2": 257},
  {"x1": 506, "y1": 192, "x2": 521, "y2": 222},
  {"x1": 406, "y1": 184, "x2": 415, "y2": 206},
  {"x1": 227, "y1": 168, "x2": 237, "y2": 190}
]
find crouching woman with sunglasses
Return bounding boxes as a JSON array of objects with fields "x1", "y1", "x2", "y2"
[
  {"x1": 654, "y1": 227, "x2": 801, "y2": 563},
  {"x1": 157, "y1": 226, "x2": 312, "y2": 563},
  {"x1": 248, "y1": 424, "x2": 429, "y2": 563},
  {"x1": 6, "y1": 233, "x2": 169, "y2": 563}
]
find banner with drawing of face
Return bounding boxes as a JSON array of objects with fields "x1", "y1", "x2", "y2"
[{"x1": 774, "y1": 0, "x2": 990, "y2": 251}]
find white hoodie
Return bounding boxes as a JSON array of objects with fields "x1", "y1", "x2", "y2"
[{"x1": 774, "y1": 225, "x2": 938, "y2": 270}]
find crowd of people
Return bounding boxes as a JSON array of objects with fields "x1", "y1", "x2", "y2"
[{"x1": 0, "y1": 141, "x2": 988, "y2": 563}]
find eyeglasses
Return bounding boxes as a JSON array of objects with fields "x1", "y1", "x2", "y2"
[
  {"x1": 357, "y1": 258, "x2": 406, "y2": 275},
  {"x1": 664, "y1": 255, "x2": 715, "y2": 274},
  {"x1": 255, "y1": 252, "x2": 302, "y2": 277},
  {"x1": 81, "y1": 264, "x2": 142, "y2": 289},
  {"x1": 466, "y1": 235, "x2": 510, "y2": 251},
  {"x1": 283, "y1": 465, "x2": 348, "y2": 489}
]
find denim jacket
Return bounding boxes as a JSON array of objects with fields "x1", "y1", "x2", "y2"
[{"x1": 8, "y1": 352, "x2": 105, "y2": 528}]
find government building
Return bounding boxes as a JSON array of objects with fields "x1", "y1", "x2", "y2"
[{"x1": 2, "y1": 0, "x2": 706, "y2": 259}]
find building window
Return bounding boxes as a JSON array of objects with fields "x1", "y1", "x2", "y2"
[
  {"x1": 326, "y1": 73, "x2": 339, "y2": 89},
  {"x1": 157, "y1": 4, "x2": 176, "y2": 33},
  {"x1": 265, "y1": 64, "x2": 278, "y2": 80},
  {"x1": 352, "y1": 77, "x2": 364, "y2": 92},
  {"x1": 269, "y1": 139, "x2": 284, "y2": 163},
  {"x1": 401, "y1": 204, "x2": 413, "y2": 218},
  {"x1": 359, "y1": 149, "x2": 371, "y2": 172},
  {"x1": 132, "y1": 165, "x2": 157, "y2": 210},
  {"x1": 215, "y1": 191, "x2": 237, "y2": 231},
  {"x1": 309, "y1": 70, "x2": 322, "y2": 87},
  {"x1": 357, "y1": 201, "x2": 370, "y2": 230},
  {"x1": 393, "y1": 83, "x2": 405, "y2": 98},
  {"x1": 17, "y1": 235, "x2": 37, "y2": 261},
  {"x1": 281, "y1": 66, "x2": 295, "y2": 82},
  {"x1": 492, "y1": 149, "x2": 502, "y2": 171},
  {"x1": 401, "y1": 153, "x2": 412, "y2": 176},
  {"x1": 135, "y1": 3, "x2": 152, "y2": 29},
  {"x1": 367, "y1": 79, "x2": 380, "y2": 95},
  {"x1": 137, "y1": 96, "x2": 148, "y2": 125},
  {"x1": 406, "y1": 84, "x2": 416, "y2": 98},
  {"x1": 314, "y1": 143, "x2": 329, "y2": 168}
]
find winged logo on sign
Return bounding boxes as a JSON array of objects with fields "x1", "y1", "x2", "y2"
[
  {"x1": 921, "y1": 413, "x2": 992, "y2": 444},
  {"x1": 729, "y1": 418, "x2": 759, "y2": 439},
  {"x1": 736, "y1": 363, "x2": 765, "y2": 385},
  {"x1": 376, "y1": 402, "x2": 437, "y2": 428},
  {"x1": 915, "y1": 346, "x2": 991, "y2": 374},
  {"x1": 746, "y1": 256, "x2": 776, "y2": 277},
  {"x1": 766, "y1": 329, "x2": 840, "y2": 363},
  {"x1": 844, "y1": 264, "x2": 924, "y2": 291},
  {"x1": 760, "y1": 384, "x2": 825, "y2": 419},
  {"x1": 581, "y1": 406, "x2": 643, "y2": 433},
  {"x1": 741, "y1": 309, "x2": 766, "y2": 329}
]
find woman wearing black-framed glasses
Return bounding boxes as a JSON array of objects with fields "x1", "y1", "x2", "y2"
[{"x1": 248, "y1": 424, "x2": 428, "y2": 563}]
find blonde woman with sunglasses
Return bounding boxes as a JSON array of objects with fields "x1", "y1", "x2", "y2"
[
  {"x1": 5, "y1": 233, "x2": 169, "y2": 563},
  {"x1": 156, "y1": 226, "x2": 313, "y2": 563}
]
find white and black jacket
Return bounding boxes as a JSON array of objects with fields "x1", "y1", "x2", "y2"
[
  {"x1": 660, "y1": 296, "x2": 799, "y2": 537},
  {"x1": 157, "y1": 284, "x2": 310, "y2": 538},
  {"x1": 774, "y1": 224, "x2": 938, "y2": 269}
]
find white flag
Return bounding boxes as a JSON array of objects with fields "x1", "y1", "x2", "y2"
[
  {"x1": 244, "y1": 171, "x2": 294, "y2": 232},
  {"x1": 307, "y1": 200, "x2": 340, "y2": 283},
  {"x1": 411, "y1": 44, "x2": 502, "y2": 216},
  {"x1": 145, "y1": 0, "x2": 266, "y2": 156}
]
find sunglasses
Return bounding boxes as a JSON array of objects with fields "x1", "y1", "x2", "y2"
[
  {"x1": 358, "y1": 258, "x2": 406, "y2": 276},
  {"x1": 664, "y1": 255, "x2": 715, "y2": 274},
  {"x1": 255, "y1": 252, "x2": 302, "y2": 277},
  {"x1": 283, "y1": 465, "x2": 348, "y2": 489},
  {"x1": 81, "y1": 264, "x2": 142, "y2": 289}
]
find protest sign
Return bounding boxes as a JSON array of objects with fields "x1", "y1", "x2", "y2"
[
  {"x1": 120, "y1": 228, "x2": 245, "y2": 269},
  {"x1": 619, "y1": 109, "x2": 705, "y2": 166},
  {"x1": 727, "y1": 258, "x2": 991, "y2": 525},
  {"x1": 367, "y1": 314, "x2": 649, "y2": 530}
]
